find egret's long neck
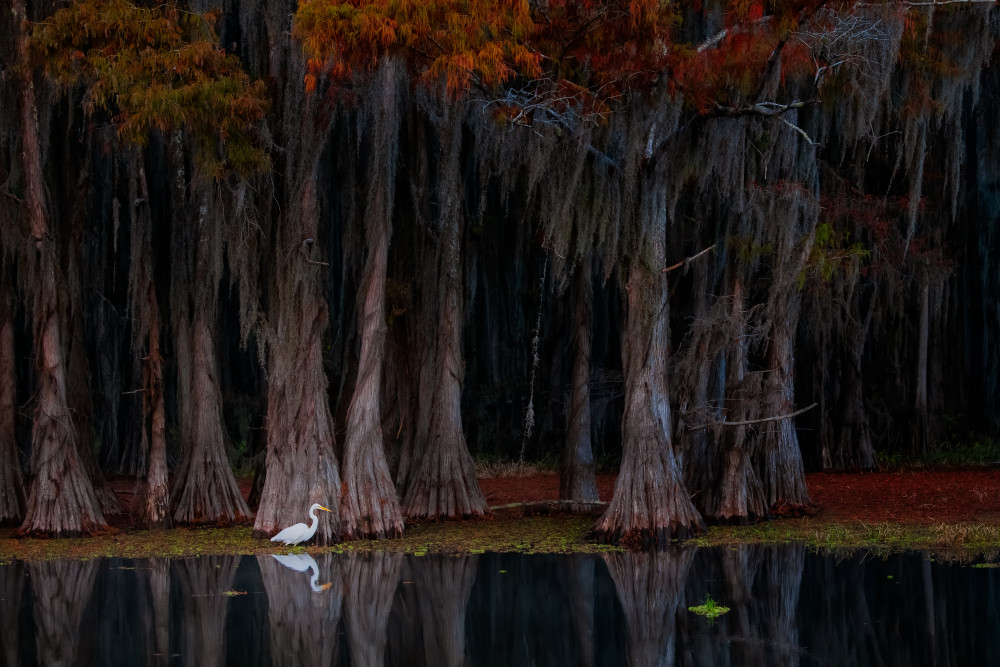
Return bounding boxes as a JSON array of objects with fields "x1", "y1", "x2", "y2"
[{"x1": 308, "y1": 506, "x2": 319, "y2": 530}]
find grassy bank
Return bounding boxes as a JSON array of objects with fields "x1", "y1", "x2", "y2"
[{"x1": 3, "y1": 514, "x2": 1000, "y2": 562}]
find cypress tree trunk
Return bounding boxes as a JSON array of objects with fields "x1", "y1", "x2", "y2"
[
  {"x1": 138, "y1": 283, "x2": 169, "y2": 529},
  {"x1": 758, "y1": 297, "x2": 812, "y2": 515},
  {"x1": 0, "y1": 286, "x2": 24, "y2": 525},
  {"x1": 835, "y1": 291, "x2": 875, "y2": 469},
  {"x1": 170, "y1": 313, "x2": 251, "y2": 524},
  {"x1": 254, "y1": 178, "x2": 342, "y2": 543},
  {"x1": 166, "y1": 139, "x2": 250, "y2": 525},
  {"x1": 15, "y1": 0, "x2": 107, "y2": 536},
  {"x1": 593, "y1": 181, "x2": 703, "y2": 546},
  {"x1": 66, "y1": 244, "x2": 121, "y2": 516},
  {"x1": 712, "y1": 278, "x2": 766, "y2": 522},
  {"x1": 402, "y1": 103, "x2": 488, "y2": 521},
  {"x1": 561, "y1": 256, "x2": 599, "y2": 503},
  {"x1": 127, "y1": 157, "x2": 170, "y2": 529},
  {"x1": 341, "y1": 60, "x2": 405, "y2": 539},
  {"x1": 253, "y1": 22, "x2": 342, "y2": 542}
]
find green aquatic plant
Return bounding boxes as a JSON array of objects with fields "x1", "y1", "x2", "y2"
[{"x1": 689, "y1": 594, "x2": 730, "y2": 621}]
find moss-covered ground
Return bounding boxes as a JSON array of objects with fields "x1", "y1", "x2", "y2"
[{"x1": 3, "y1": 514, "x2": 1000, "y2": 562}]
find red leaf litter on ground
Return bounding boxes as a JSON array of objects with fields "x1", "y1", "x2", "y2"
[
  {"x1": 107, "y1": 468, "x2": 1000, "y2": 527},
  {"x1": 479, "y1": 470, "x2": 1000, "y2": 524}
]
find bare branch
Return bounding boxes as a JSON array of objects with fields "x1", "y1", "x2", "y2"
[
  {"x1": 663, "y1": 244, "x2": 716, "y2": 273},
  {"x1": 687, "y1": 402, "x2": 818, "y2": 431}
]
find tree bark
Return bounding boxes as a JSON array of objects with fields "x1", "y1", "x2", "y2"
[
  {"x1": 340, "y1": 60, "x2": 405, "y2": 539},
  {"x1": 170, "y1": 314, "x2": 251, "y2": 524},
  {"x1": 593, "y1": 182, "x2": 704, "y2": 546},
  {"x1": 254, "y1": 164, "x2": 342, "y2": 543},
  {"x1": 140, "y1": 283, "x2": 170, "y2": 529},
  {"x1": 15, "y1": 0, "x2": 108, "y2": 536},
  {"x1": 123, "y1": 156, "x2": 171, "y2": 529},
  {"x1": 402, "y1": 103, "x2": 488, "y2": 521},
  {"x1": 166, "y1": 138, "x2": 250, "y2": 526},
  {"x1": 0, "y1": 286, "x2": 25, "y2": 525},
  {"x1": 561, "y1": 256, "x2": 600, "y2": 503},
  {"x1": 712, "y1": 278, "x2": 766, "y2": 522},
  {"x1": 835, "y1": 291, "x2": 876, "y2": 470},
  {"x1": 757, "y1": 297, "x2": 812, "y2": 515}
]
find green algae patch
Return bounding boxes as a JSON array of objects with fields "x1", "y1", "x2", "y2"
[
  {"x1": 688, "y1": 594, "x2": 730, "y2": 621},
  {"x1": 0, "y1": 515, "x2": 616, "y2": 562},
  {"x1": 6, "y1": 515, "x2": 1000, "y2": 562},
  {"x1": 684, "y1": 519, "x2": 1000, "y2": 560}
]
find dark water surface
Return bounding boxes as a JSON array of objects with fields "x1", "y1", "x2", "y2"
[{"x1": 0, "y1": 546, "x2": 997, "y2": 666}]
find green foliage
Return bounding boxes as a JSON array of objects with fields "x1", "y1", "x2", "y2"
[
  {"x1": 29, "y1": 0, "x2": 269, "y2": 177},
  {"x1": 688, "y1": 594, "x2": 731, "y2": 621},
  {"x1": 798, "y1": 221, "x2": 869, "y2": 289}
]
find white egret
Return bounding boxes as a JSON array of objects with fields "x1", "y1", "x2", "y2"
[
  {"x1": 270, "y1": 503, "x2": 332, "y2": 545},
  {"x1": 271, "y1": 553, "x2": 332, "y2": 592}
]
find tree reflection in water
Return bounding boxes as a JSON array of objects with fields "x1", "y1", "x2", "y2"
[
  {"x1": 343, "y1": 551, "x2": 402, "y2": 667},
  {"x1": 134, "y1": 557, "x2": 170, "y2": 664},
  {"x1": 387, "y1": 554, "x2": 478, "y2": 667},
  {"x1": 603, "y1": 548, "x2": 695, "y2": 667},
  {"x1": 2, "y1": 547, "x2": 1000, "y2": 665},
  {"x1": 556, "y1": 556, "x2": 597, "y2": 667},
  {"x1": 28, "y1": 558, "x2": 98, "y2": 667},
  {"x1": 0, "y1": 561, "x2": 25, "y2": 667},
  {"x1": 258, "y1": 552, "x2": 343, "y2": 666},
  {"x1": 173, "y1": 555, "x2": 239, "y2": 667}
]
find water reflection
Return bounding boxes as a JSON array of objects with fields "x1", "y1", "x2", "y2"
[
  {"x1": 258, "y1": 553, "x2": 343, "y2": 666},
  {"x1": 387, "y1": 554, "x2": 477, "y2": 667},
  {"x1": 30, "y1": 559, "x2": 98, "y2": 667},
  {"x1": 2, "y1": 545, "x2": 1000, "y2": 666},
  {"x1": 270, "y1": 553, "x2": 332, "y2": 593}
]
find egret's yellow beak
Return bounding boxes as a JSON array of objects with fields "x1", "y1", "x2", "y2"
[
  {"x1": 317, "y1": 505, "x2": 332, "y2": 512},
  {"x1": 319, "y1": 582, "x2": 333, "y2": 591}
]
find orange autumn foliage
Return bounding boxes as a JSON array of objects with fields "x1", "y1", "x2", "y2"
[
  {"x1": 30, "y1": 0, "x2": 270, "y2": 176},
  {"x1": 294, "y1": 0, "x2": 542, "y2": 96}
]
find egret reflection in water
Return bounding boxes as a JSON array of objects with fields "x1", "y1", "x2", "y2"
[
  {"x1": 258, "y1": 552, "x2": 344, "y2": 667},
  {"x1": 271, "y1": 553, "x2": 332, "y2": 592},
  {"x1": 2, "y1": 547, "x2": 1000, "y2": 666}
]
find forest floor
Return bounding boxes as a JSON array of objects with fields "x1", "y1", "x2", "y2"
[
  {"x1": 479, "y1": 468, "x2": 1000, "y2": 524},
  {"x1": 3, "y1": 468, "x2": 1000, "y2": 561}
]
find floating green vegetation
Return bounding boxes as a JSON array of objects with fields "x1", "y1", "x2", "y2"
[
  {"x1": 685, "y1": 519, "x2": 1000, "y2": 561},
  {"x1": 689, "y1": 594, "x2": 730, "y2": 621},
  {"x1": 0, "y1": 515, "x2": 616, "y2": 562},
  {"x1": 4, "y1": 515, "x2": 1000, "y2": 562}
]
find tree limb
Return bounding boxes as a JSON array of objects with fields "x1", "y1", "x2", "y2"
[
  {"x1": 688, "y1": 402, "x2": 818, "y2": 431},
  {"x1": 663, "y1": 244, "x2": 716, "y2": 273}
]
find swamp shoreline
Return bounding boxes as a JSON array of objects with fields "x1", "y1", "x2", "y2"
[{"x1": 3, "y1": 469, "x2": 1000, "y2": 562}]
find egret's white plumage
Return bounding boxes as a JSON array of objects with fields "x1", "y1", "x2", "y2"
[{"x1": 270, "y1": 503, "x2": 332, "y2": 545}]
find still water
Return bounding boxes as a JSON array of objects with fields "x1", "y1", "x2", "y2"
[{"x1": 0, "y1": 546, "x2": 997, "y2": 666}]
